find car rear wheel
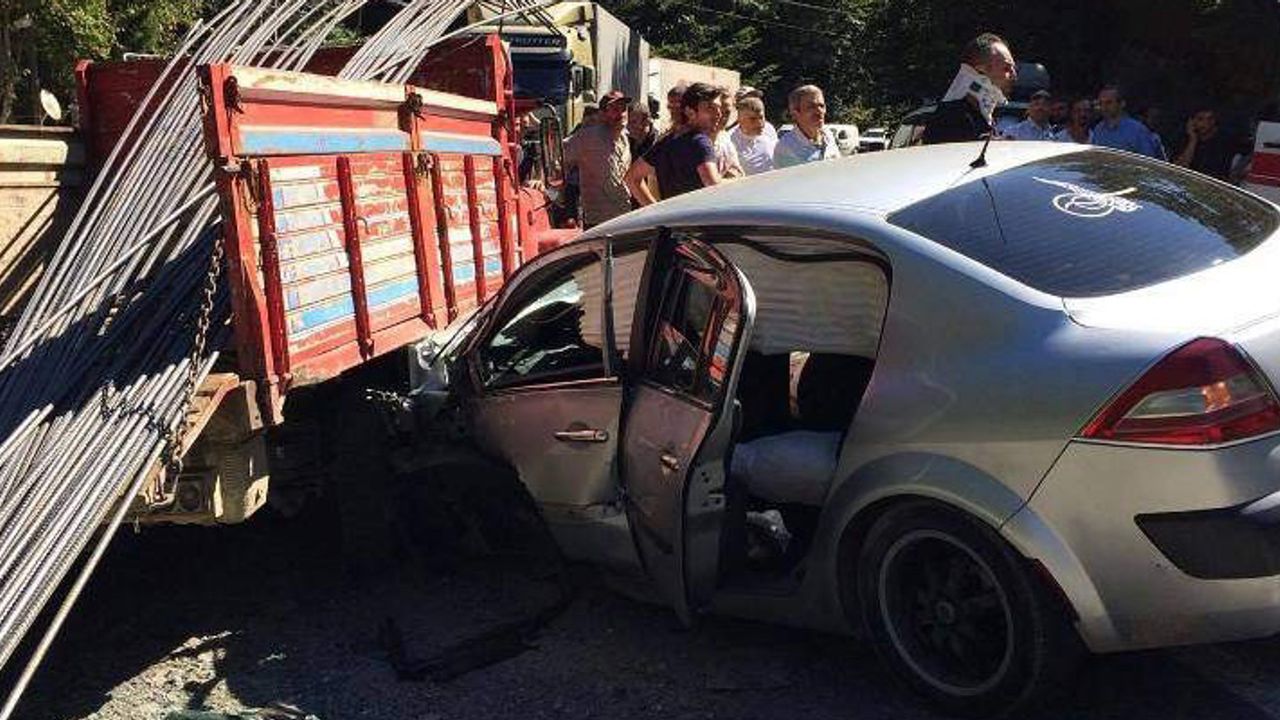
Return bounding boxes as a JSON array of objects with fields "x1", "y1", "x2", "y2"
[{"x1": 856, "y1": 501, "x2": 1080, "y2": 717}]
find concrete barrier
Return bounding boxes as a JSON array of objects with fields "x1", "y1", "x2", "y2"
[{"x1": 0, "y1": 125, "x2": 84, "y2": 337}]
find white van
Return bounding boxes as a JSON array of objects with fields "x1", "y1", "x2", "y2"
[{"x1": 1244, "y1": 120, "x2": 1280, "y2": 204}]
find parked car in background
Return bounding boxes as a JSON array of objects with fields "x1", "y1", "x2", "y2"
[
  {"x1": 828, "y1": 123, "x2": 860, "y2": 155},
  {"x1": 1244, "y1": 119, "x2": 1280, "y2": 203},
  {"x1": 859, "y1": 127, "x2": 887, "y2": 152},
  {"x1": 409, "y1": 141, "x2": 1280, "y2": 716}
]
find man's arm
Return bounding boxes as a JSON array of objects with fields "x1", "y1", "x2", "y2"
[
  {"x1": 773, "y1": 136, "x2": 797, "y2": 168},
  {"x1": 719, "y1": 138, "x2": 744, "y2": 179},
  {"x1": 562, "y1": 134, "x2": 581, "y2": 171},
  {"x1": 1174, "y1": 118, "x2": 1198, "y2": 167},
  {"x1": 697, "y1": 161, "x2": 723, "y2": 188},
  {"x1": 694, "y1": 134, "x2": 722, "y2": 186},
  {"x1": 625, "y1": 157, "x2": 660, "y2": 206},
  {"x1": 1150, "y1": 133, "x2": 1168, "y2": 161}
]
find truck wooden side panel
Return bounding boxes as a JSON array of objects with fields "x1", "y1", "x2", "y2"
[{"x1": 198, "y1": 38, "x2": 529, "y2": 423}]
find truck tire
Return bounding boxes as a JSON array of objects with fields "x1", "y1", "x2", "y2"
[
  {"x1": 328, "y1": 379, "x2": 400, "y2": 575},
  {"x1": 393, "y1": 452, "x2": 563, "y2": 578}
]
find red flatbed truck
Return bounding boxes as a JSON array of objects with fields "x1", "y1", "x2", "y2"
[{"x1": 72, "y1": 35, "x2": 579, "y2": 526}]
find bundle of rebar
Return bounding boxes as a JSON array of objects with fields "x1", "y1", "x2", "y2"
[{"x1": 0, "y1": 0, "x2": 551, "y2": 714}]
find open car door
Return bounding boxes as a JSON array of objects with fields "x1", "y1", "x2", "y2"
[{"x1": 622, "y1": 231, "x2": 756, "y2": 623}]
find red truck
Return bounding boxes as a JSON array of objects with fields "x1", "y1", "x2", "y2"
[{"x1": 70, "y1": 35, "x2": 578, "y2": 526}]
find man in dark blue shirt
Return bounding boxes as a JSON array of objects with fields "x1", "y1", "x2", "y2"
[
  {"x1": 1092, "y1": 86, "x2": 1165, "y2": 159},
  {"x1": 626, "y1": 82, "x2": 725, "y2": 205}
]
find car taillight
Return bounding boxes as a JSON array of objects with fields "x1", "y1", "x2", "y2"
[{"x1": 1079, "y1": 337, "x2": 1280, "y2": 446}]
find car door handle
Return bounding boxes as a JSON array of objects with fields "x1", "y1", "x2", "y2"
[
  {"x1": 660, "y1": 453, "x2": 681, "y2": 472},
  {"x1": 554, "y1": 428, "x2": 609, "y2": 443}
]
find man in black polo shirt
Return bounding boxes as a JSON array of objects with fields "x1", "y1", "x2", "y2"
[
  {"x1": 1174, "y1": 109, "x2": 1245, "y2": 181},
  {"x1": 625, "y1": 82, "x2": 725, "y2": 205},
  {"x1": 922, "y1": 33, "x2": 1017, "y2": 145}
]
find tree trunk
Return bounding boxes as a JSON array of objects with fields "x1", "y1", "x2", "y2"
[{"x1": 0, "y1": 0, "x2": 15, "y2": 124}]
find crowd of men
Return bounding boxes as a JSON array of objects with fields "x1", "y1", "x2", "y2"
[
  {"x1": 559, "y1": 79, "x2": 847, "y2": 229},
  {"x1": 922, "y1": 32, "x2": 1254, "y2": 181},
  {"x1": 556, "y1": 31, "x2": 1257, "y2": 229}
]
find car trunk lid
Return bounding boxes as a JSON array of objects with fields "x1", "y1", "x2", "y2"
[
  {"x1": 1064, "y1": 237, "x2": 1280, "y2": 389},
  {"x1": 1063, "y1": 237, "x2": 1280, "y2": 334}
]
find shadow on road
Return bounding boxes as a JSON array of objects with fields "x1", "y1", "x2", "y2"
[{"x1": 12, "y1": 505, "x2": 1279, "y2": 720}]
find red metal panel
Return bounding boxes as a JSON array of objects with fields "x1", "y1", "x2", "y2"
[
  {"x1": 493, "y1": 155, "x2": 516, "y2": 278},
  {"x1": 463, "y1": 155, "x2": 488, "y2": 300},
  {"x1": 254, "y1": 159, "x2": 293, "y2": 381},
  {"x1": 198, "y1": 57, "x2": 538, "y2": 423},
  {"x1": 348, "y1": 154, "x2": 423, "y2": 336},
  {"x1": 218, "y1": 163, "x2": 283, "y2": 420},
  {"x1": 263, "y1": 155, "x2": 358, "y2": 370},
  {"x1": 436, "y1": 154, "x2": 478, "y2": 314},
  {"x1": 429, "y1": 155, "x2": 459, "y2": 321},
  {"x1": 337, "y1": 156, "x2": 374, "y2": 358},
  {"x1": 75, "y1": 57, "x2": 172, "y2": 166},
  {"x1": 404, "y1": 151, "x2": 445, "y2": 325},
  {"x1": 471, "y1": 159, "x2": 504, "y2": 294}
]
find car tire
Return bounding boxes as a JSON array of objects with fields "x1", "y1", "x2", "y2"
[{"x1": 855, "y1": 500, "x2": 1081, "y2": 717}]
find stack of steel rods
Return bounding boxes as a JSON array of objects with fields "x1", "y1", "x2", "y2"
[
  {"x1": 0, "y1": 0, "x2": 555, "y2": 713},
  {"x1": 344, "y1": 0, "x2": 554, "y2": 83},
  {"x1": 0, "y1": 0, "x2": 376, "y2": 691}
]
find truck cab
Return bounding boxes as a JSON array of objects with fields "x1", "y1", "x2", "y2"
[{"x1": 465, "y1": 2, "x2": 649, "y2": 132}]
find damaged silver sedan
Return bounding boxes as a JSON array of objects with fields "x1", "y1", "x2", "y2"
[{"x1": 407, "y1": 141, "x2": 1280, "y2": 716}]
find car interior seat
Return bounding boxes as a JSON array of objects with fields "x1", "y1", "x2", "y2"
[
  {"x1": 795, "y1": 353, "x2": 875, "y2": 432},
  {"x1": 729, "y1": 353, "x2": 876, "y2": 506},
  {"x1": 735, "y1": 351, "x2": 792, "y2": 441}
]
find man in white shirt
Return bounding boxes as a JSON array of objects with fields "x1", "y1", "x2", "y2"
[
  {"x1": 735, "y1": 86, "x2": 778, "y2": 140},
  {"x1": 729, "y1": 96, "x2": 777, "y2": 175},
  {"x1": 713, "y1": 88, "x2": 745, "y2": 179},
  {"x1": 1005, "y1": 89, "x2": 1056, "y2": 141},
  {"x1": 773, "y1": 85, "x2": 841, "y2": 168}
]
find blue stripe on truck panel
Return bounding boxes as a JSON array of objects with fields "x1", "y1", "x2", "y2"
[
  {"x1": 287, "y1": 277, "x2": 421, "y2": 337},
  {"x1": 290, "y1": 296, "x2": 353, "y2": 335},
  {"x1": 367, "y1": 277, "x2": 420, "y2": 308},
  {"x1": 449, "y1": 258, "x2": 503, "y2": 284},
  {"x1": 241, "y1": 127, "x2": 409, "y2": 155},
  {"x1": 420, "y1": 132, "x2": 503, "y2": 156}
]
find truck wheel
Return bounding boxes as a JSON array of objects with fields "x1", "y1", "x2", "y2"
[
  {"x1": 855, "y1": 501, "x2": 1080, "y2": 717},
  {"x1": 394, "y1": 454, "x2": 563, "y2": 578}
]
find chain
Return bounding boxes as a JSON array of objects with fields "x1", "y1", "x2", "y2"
[{"x1": 160, "y1": 233, "x2": 225, "y2": 486}]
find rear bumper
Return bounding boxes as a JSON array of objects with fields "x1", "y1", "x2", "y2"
[
  {"x1": 1009, "y1": 434, "x2": 1280, "y2": 653},
  {"x1": 1136, "y1": 493, "x2": 1280, "y2": 580}
]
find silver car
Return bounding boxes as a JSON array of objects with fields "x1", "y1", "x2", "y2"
[{"x1": 409, "y1": 141, "x2": 1280, "y2": 715}]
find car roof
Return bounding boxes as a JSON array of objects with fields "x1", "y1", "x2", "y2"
[{"x1": 594, "y1": 141, "x2": 1084, "y2": 237}]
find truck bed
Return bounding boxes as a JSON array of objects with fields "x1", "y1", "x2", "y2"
[{"x1": 198, "y1": 38, "x2": 534, "y2": 423}]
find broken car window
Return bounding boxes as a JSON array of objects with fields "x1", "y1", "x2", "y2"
[{"x1": 477, "y1": 257, "x2": 605, "y2": 389}]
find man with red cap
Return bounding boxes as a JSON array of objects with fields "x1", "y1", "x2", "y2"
[{"x1": 563, "y1": 89, "x2": 633, "y2": 228}]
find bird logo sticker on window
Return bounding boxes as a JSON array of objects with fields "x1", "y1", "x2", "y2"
[{"x1": 1033, "y1": 177, "x2": 1142, "y2": 218}]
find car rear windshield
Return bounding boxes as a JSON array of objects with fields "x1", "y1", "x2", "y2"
[{"x1": 887, "y1": 149, "x2": 1279, "y2": 297}]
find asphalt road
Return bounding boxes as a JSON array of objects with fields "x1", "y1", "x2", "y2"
[{"x1": 11, "y1": 508, "x2": 1280, "y2": 720}]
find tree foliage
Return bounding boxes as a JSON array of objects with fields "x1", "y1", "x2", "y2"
[
  {"x1": 0, "y1": 0, "x2": 203, "y2": 123},
  {"x1": 602, "y1": 0, "x2": 1280, "y2": 132},
  {"x1": 6, "y1": 0, "x2": 1280, "y2": 134}
]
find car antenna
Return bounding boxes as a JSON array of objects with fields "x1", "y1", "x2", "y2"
[{"x1": 970, "y1": 131, "x2": 994, "y2": 169}]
